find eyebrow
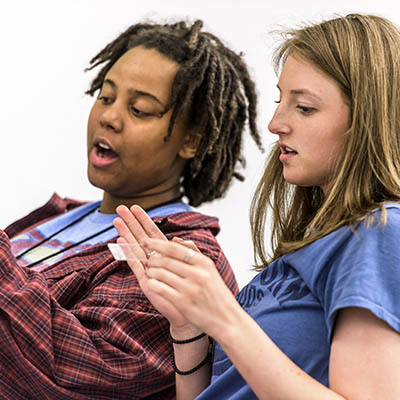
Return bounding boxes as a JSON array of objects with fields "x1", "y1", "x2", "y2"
[
  {"x1": 276, "y1": 85, "x2": 323, "y2": 102},
  {"x1": 103, "y1": 79, "x2": 165, "y2": 106}
]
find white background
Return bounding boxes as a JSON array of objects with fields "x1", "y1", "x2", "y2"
[{"x1": 0, "y1": 0, "x2": 397, "y2": 288}]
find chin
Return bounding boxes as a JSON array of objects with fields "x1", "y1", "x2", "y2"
[
  {"x1": 87, "y1": 170, "x2": 113, "y2": 192},
  {"x1": 283, "y1": 175, "x2": 300, "y2": 186},
  {"x1": 283, "y1": 177, "x2": 312, "y2": 188}
]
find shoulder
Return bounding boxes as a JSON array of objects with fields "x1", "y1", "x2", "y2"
[
  {"x1": 154, "y1": 210, "x2": 222, "y2": 260},
  {"x1": 154, "y1": 210, "x2": 239, "y2": 294},
  {"x1": 4, "y1": 193, "x2": 87, "y2": 238},
  {"x1": 292, "y1": 203, "x2": 400, "y2": 262},
  {"x1": 283, "y1": 203, "x2": 400, "y2": 299},
  {"x1": 365, "y1": 202, "x2": 400, "y2": 230},
  {"x1": 347, "y1": 203, "x2": 400, "y2": 250},
  {"x1": 153, "y1": 210, "x2": 221, "y2": 238}
]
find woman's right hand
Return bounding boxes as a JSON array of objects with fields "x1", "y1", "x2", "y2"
[{"x1": 113, "y1": 205, "x2": 202, "y2": 335}]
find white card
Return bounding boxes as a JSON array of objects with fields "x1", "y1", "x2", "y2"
[{"x1": 107, "y1": 243, "x2": 147, "y2": 261}]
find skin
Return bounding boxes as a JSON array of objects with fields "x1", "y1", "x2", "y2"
[
  {"x1": 87, "y1": 46, "x2": 199, "y2": 214},
  {"x1": 114, "y1": 55, "x2": 400, "y2": 399},
  {"x1": 268, "y1": 55, "x2": 351, "y2": 193},
  {"x1": 114, "y1": 205, "x2": 211, "y2": 400}
]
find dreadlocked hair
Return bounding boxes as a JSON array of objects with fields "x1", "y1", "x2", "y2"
[{"x1": 85, "y1": 20, "x2": 263, "y2": 207}]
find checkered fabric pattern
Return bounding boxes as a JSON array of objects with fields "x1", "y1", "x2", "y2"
[{"x1": 0, "y1": 194, "x2": 238, "y2": 399}]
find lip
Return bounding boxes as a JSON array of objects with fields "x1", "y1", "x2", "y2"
[
  {"x1": 93, "y1": 137, "x2": 115, "y2": 151},
  {"x1": 279, "y1": 142, "x2": 298, "y2": 162},
  {"x1": 279, "y1": 152, "x2": 297, "y2": 162},
  {"x1": 89, "y1": 137, "x2": 119, "y2": 168}
]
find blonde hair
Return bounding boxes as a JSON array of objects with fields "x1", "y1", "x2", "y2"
[{"x1": 251, "y1": 14, "x2": 400, "y2": 269}]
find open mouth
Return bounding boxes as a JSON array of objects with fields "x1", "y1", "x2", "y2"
[
  {"x1": 95, "y1": 141, "x2": 117, "y2": 159},
  {"x1": 282, "y1": 145, "x2": 298, "y2": 155},
  {"x1": 90, "y1": 139, "x2": 119, "y2": 168}
]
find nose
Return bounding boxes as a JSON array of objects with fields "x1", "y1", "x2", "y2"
[
  {"x1": 99, "y1": 103, "x2": 123, "y2": 133},
  {"x1": 268, "y1": 105, "x2": 290, "y2": 136}
]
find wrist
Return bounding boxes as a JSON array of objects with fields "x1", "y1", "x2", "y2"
[
  {"x1": 170, "y1": 324, "x2": 204, "y2": 341},
  {"x1": 172, "y1": 336, "x2": 213, "y2": 376},
  {"x1": 209, "y1": 301, "x2": 249, "y2": 347},
  {"x1": 169, "y1": 331, "x2": 206, "y2": 344}
]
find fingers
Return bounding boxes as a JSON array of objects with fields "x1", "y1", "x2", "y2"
[
  {"x1": 145, "y1": 250, "x2": 199, "y2": 307},
  {"x1": 129, "y1": 205, "x2": 167, "y2": 241},
  {"x1": 146, "y1": 276, "x2": 181, "y2": 305},
  {"x1": 115, "y1": 205, "x2": 167, "y2": 258},
  {"x1": 172, "y1": 237, "x2": 201, "y2": 254},
  {"x1": 115, "y1": 205, "x2": 150, "y2": 245},
  {"x1": 113, "y1": 215, "x2": 138, "y2": 244},
  {"x1": 143, "y1": 238, "x2": 216, "y2": 285},
  {"x1": 144, "y1": 238, "x2": 204, "y2": 266},
  {"x1": 116, "y1": 237, "x2": 146, "y2": 280},
  {"x1": 147, "y1": 249, "x2": 193, "y2": 279},
  {"x1": 146, "y1": 257, "x2": 188, "y2": 287}
]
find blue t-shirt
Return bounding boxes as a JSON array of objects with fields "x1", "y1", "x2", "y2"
[
  {"x1": 11, "y1": 201, "x2": 192, "y2": 271},
  {"x1": 196, "y1": 204, "x2": 400, "y2": 399}
]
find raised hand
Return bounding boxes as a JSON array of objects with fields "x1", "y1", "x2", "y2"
[{"x1": 113, "y1": 205, "x2": 197, "y2": 331}]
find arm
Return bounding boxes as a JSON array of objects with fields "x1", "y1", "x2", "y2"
[
  {"x1": 170, "y1": 324, "x2": 212, "y2": 400},
  {"x1": 330, "y1": 307, "x2": 400, "y2": 399},
  {"x1": 114, "y1": 205, "x2": 228, "y2": 399},
  {"x1": 142, "y1": 238, "x2": 400, "y2": 399},
  {"x1": 0, "y1": 230, "x2": 175, "y2": 399}
]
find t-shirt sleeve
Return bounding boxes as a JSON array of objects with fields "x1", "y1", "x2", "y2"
[{"x1": 324, "y1": 206, "x2": 400, "y2": 340}]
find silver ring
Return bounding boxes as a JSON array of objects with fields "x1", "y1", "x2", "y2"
[
  {"x1": 146, "y1": 250, "x2": 156, "y2": 259},
  {"x1": 183, "y1": 249, "x2": 195, "y2": 264}
]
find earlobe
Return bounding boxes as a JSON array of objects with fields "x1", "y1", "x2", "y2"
[{"x1": 179, "y1": 133, "x2": 202, "y2": 159}]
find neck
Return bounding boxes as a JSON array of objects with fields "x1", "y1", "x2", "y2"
[{"x1": 99, "y1": 184, "x2": 182, "y2": 214}]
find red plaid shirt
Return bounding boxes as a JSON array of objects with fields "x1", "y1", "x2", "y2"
[{"x1": 0, "y1": 194, "x2": 238, "y2": 399}]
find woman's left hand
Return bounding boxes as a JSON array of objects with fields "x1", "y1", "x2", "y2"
[{"x1": 142, "y1": 237, "x2": 241, "y2": 338}]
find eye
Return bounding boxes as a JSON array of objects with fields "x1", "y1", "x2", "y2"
[
  {"x1": 274, "y1": 100, "x2": 281, "y2": 104},
  {"x1": 297, "y1": 105, "x2": 315, "y2": 115},
  {"x1": 98, "y1": 96, "x2": 114, "y2": 105},
  {"x1": 130, "y1": 106, "x2": 151, "y2": 118}
]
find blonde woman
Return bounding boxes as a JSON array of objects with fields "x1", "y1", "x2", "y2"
[{"x1": 115, "y1": 14, "x2": 400, "y2": 399}]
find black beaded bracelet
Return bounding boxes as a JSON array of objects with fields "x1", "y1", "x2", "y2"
[
  {"x1": 168, "y1": 331, "x2": 206, "y2": 344},
  {"x1": 172, "y1": 337, "x2": 214, "y2": 376}
]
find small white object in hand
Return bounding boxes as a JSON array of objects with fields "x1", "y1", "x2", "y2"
[{"x1": 108, "y1": 243, "x2": 146, "y2": 261}]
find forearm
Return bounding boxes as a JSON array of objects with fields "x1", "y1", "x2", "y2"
[
  {"x1": 170, "y1": 325, "x2": 212, "y2": 400},
  {"x1": 214, "y1": 305, "x2": 345, "y2": 400},
  {"x1": 139, "y1": 236, "x2": 339, "y2": 398}
]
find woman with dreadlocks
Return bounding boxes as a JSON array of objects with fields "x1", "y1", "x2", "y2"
[
  {"x1": 0, "y1": 20, "x2": 262, "y2": 399},
  {"x1": 115, "y1": 13, "x2": 400, "y2": 400}
]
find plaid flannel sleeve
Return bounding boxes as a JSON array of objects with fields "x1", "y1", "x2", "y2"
[
  {"x1": 0, "y1": 219, "x2": 238, "y2": 399},
  {"x1": 0, "y1": 230, "x2": 175, "y2": 399}
]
